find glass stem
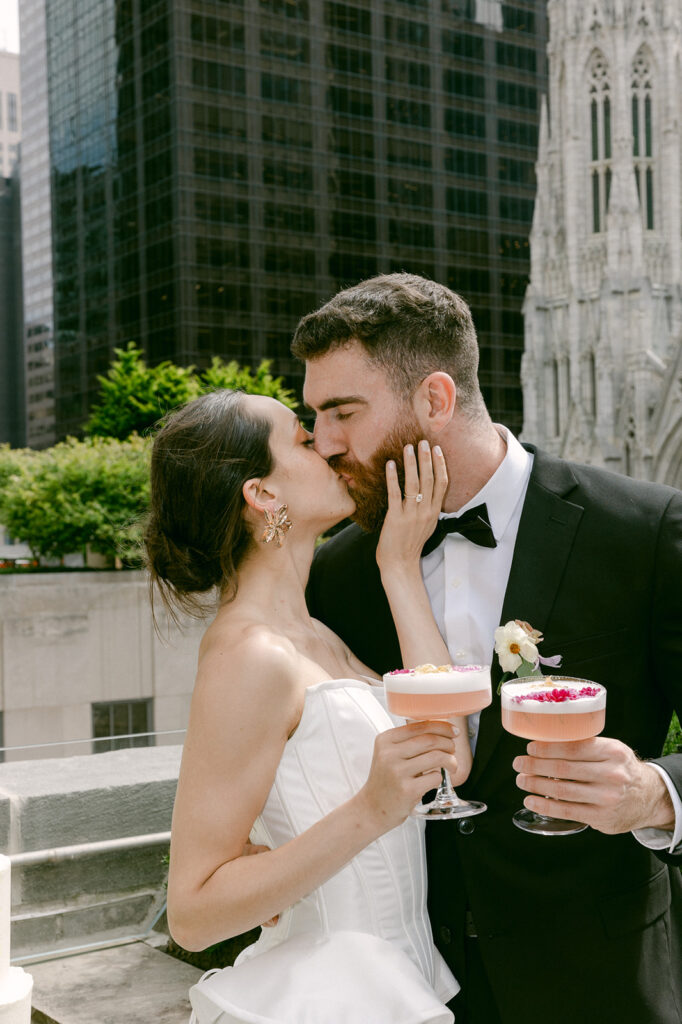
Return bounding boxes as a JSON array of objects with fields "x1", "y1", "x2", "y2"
[{"x1": 438, "y1": 768, "x2": 457, "y2": 801}]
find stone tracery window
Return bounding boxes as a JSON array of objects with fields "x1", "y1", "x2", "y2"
[
  {"x1": 588, "y1": 51, "x2": 611, "y2": 233},
  {"x1": 631, "y1": 48, "x2": 654, "y2": 230}
]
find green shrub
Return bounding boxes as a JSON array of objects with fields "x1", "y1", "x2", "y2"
[{"x1": 0, "y1": 435, "x2": 150, "y2": 563}]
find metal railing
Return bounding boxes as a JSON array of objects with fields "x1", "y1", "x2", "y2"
[
  {"x1": 0, "y1": 728, "x2": 186, "y2": 758},
  {"x1": 10, "y1": 830, "x2": 172, "y2": 966},
  {"x1": 9, "y1": 831, "x2": 172, "y2": 868}
]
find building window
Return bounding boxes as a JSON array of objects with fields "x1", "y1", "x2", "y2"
[
  {"x1": 586, "y1": 351, "x2": 597, "y2": 418},
  {"x1": 260, "y1": 29, "x2": 309, "y2": 63},
  {"x1": 588, "y1": 51, "x2": 612, "y2": 233},
  {"x1": 385, "y1": 57, "x2": 429, "y2": 89},
  {"x1": 327, "y1": 85, "x2": 373, "y2": 118},
  {"x1": 443, "y1": 69, "x2": 485, "y2": 99},
  {"x1": 262, "y1": 114, "x2": 313, "y2": 149},
  {"x1": 499, "y1": 195, "x2": 534, "y2": 221},
  {"x1": 446, "y1": 187, "x2": 488, "y2": 217},
  {"x1": 445, "y1": 109, "x2": 486, "y2": 139},
  {"x1": 386, "y1": 97, "x2": 431, "y2": 128},
  {"x1": 389, "y1": 219, "x2": 434, "y2": 248},
  {"x1": 497, "y1": 119, "x2": 537, "y2": 149},
  {"x1": 328, "y1": 44, "x2": 372, "y2": 76},
  {"x1": 387, "y1": 178, "x2": 433, "y2": 208},
  {"x1": 261, "y1": 0, "x2": 309, "y2": 20},
  {"x1": 330, "y1": 210, "x2": 377, "y2": 241},
  {"x1": 329, "y1": 127, "x2": 374, "y2": 160},
  {"x1": 7, "y1": 93, "x2": 18, "y2": 133},
  {"x1": 325, "y1": 2, "x2": 371, "y2": 35},
  {"x1": 552, "y1": 358, "x2": 560, "y2": 436},
  {"x1": 442, "y1": 31, "x2": 484, "y2": 62},
  {"x1": 386, "y1": 137, "x2": 431, "y2": 167},
  {"x1": 263, "y1": 158, "x2": 314, "y2": 191},
  {"x1": 631, "y1": 48, "x2": 655, "y2": 230},
  {"x1": 384, "y1": 15, "x2": 429, "y2": 47},
  {"x1": 92, "y1": 699, "x2": 154, "y2": 753},
  {"x1": 445, "y1": 148, "x2": 486, "y2": 178},
  {"x1": 328, "y1": 168, "x2": 375, "y2": 199}
]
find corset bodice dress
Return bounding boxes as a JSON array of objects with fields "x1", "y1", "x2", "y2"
[{"x1": 189, "y1": 678, "x2": 458, "y2": 1024}]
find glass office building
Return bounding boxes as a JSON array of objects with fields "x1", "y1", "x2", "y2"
[
  {"x1": 0, "y1": 175, "x2": 25, "y2": 446},
  {"x1": 42, "y1": 0, "x2": 547, "y2": 437},
  {"x1": 19, "y1": 0, "x2": 56, "y2": 448}
]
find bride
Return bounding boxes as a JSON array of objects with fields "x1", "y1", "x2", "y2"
[{"x1": 145, "y1": 388, "x2": 474, "y2": 1024}]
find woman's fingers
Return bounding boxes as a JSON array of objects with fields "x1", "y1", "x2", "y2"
[
  {"x1": 402, "y1": 443, "x2": 421, "y2": 501},
  {"x1": 385, "y1": 442, "x2": 447, "y2": 513},
  {"x1": 416, "y1": 440, "x2": 434, "y2": 504},
  {"x1": 432, "y1": 445, "x2": 448, "y2": 505},
  {"x1": 388, "y1": 720, "x2": 457, "y2": 744},
  {"x1": 385, "y1": 459, "x2": 403, "y2": 512}
]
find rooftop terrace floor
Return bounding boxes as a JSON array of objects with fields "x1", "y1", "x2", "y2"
[{"x1": 29, "y1": 939, "x2": 202, "y2": 1024}]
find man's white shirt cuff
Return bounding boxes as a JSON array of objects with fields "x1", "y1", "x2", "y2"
[{"x1": 632, "y1": 762, "x2": 682, "y2": 854}]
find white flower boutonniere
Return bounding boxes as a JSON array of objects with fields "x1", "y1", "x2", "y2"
[{"x1": 493, "y1": 619, "x2": 562, "y2": 693}]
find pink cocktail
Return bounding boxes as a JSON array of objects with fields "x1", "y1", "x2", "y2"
[
  {"x1": 385, "y1": 665, "x2": 492, "y2": 721},
  {"x1": 501, "y1": 676, "x2": 607, "y2": 835},
  {"x1": 383, "y1": 664, "x2": 492, "y2": 821}
]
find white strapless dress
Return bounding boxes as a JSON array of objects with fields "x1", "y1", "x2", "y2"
[{"x1": 189, "y1": 678, "x2": 459, "y2": 1024}]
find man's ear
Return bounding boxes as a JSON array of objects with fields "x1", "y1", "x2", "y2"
[
  {"x1": 414, "y1": 372, "x2": 456, "y2": 432},
  {"x1": 242, "y1": 478, "x2": 278, "y2": 513}
]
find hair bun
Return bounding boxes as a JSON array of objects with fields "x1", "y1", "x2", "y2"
[{"x1": 145, "y1": 519, "x2": 221, "y2": 595}]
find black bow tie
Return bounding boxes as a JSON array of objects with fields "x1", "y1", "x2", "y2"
[{"x1": 421, "y1": 504, "x2": 497, "y2": 557}]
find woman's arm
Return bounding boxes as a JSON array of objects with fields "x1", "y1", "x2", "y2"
[
  {"x1": 167, "y1": 633, "x2": 457, "y2": 951},
  {"x1": 376, "y1": 441, "x2": 473, "y2": 783}
]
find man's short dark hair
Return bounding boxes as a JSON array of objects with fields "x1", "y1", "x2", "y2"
[{"x1": 292, "y1": 273, "x2": 484, "y2": 414}]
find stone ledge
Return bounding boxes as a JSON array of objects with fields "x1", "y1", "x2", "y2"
[
  {"x1": 4, "y1": 747, "x2": 180, "y2": 958},
  {"x1": 0, "y1": 746, "x2": 181, "y2": 853}
]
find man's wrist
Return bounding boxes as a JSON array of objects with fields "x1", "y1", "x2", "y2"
[{"x1": 641, "y1": 762, "x2": 675, "y2": 831}]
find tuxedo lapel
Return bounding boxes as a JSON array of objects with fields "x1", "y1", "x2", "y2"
[{"x1": 469, "y1": 447, "x2": 585, "y2": 786}]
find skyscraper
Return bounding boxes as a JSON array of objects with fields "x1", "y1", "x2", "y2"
[
  {"x1": 0, "y1": 173, "x2": 24, "y2": 447},
  {"x1": 522, "y1": 0, "x2": 682, "y2": 488},
  {"x1": 0, "y1": 48, "x2": 25, "y2": 447},
  {"x1": 0, "y1": 49, "x2": 21, "y2": 177},
  {"x1": 18, "y1": 0, "x2": 56, "y2": 448},
  {"x1": 33, "y1": 0, "x2": 548, "y2": 439}
]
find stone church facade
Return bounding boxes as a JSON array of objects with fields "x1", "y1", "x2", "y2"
[{"x1": 521, "y1": 0, "x2": 682, "y2": 489}]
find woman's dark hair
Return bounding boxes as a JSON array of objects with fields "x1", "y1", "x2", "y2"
[{"x1": 144, "y1": 389, "x2": 273, "y2": 621}]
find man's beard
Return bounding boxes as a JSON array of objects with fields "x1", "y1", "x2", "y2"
[{"x1": 328, "y1": 412, "x2": 424, "y2": 533}]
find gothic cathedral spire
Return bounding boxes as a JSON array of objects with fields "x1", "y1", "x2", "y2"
[{"x1": 522, "y1": 0, "x2": 682, "y2": 487}]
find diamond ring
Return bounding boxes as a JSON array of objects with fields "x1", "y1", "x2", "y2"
[{"x1": 415, "y1": 493, "x2": 424, "y2": 503}]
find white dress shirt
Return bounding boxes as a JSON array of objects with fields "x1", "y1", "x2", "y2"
[{"x1": 421, "y1": 426, "x2": 681, "y2": 854}]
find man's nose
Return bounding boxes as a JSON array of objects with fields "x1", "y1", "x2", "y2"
[{"x1": 313, "y1": 420, "x2": 346, "y2": 460}]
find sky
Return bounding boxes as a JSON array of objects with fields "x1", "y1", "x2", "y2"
[{"x1": 0, "y1": 0, "x2": 20, "y2": 53}]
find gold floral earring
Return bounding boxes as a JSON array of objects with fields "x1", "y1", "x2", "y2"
[{"x1": 261, "y1": 505, "x2": 293, "y2": 547}]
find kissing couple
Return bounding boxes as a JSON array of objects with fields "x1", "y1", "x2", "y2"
[{"x1": 146, "y1": 274, "x2": 682, "y2": 1024}]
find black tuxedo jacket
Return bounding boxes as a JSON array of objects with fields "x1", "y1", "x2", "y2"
[{"x1": 307, "y1": 446, "x2": 682, "y2": 1024}]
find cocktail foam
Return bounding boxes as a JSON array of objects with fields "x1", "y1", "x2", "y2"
[
  {"x1": 384, "y1": 664, "x2": 492, "y2": 694},
  {"x1": 500, "y1": 677, "x2": 606, "y2": 715}
]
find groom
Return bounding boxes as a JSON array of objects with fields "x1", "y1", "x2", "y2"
[{"x1": 293, "y1": 274, "x2": 682, "y2": 1024}]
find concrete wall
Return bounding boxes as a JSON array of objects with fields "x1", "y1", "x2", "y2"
[
  {"x1": 0, "y1": 571, "x2": 207, "y2": 758},
  {"x1": 1, "y1": 745, "x2": 181, "y2": 958}
]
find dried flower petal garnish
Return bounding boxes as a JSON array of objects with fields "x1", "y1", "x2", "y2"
[{"x1": 511, "y1": 686, "x2": 601, "y2": 704}]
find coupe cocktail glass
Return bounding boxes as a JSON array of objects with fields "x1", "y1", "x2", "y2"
[
  {"x1": 384, "y1": 665, "x2": 492, "y2": 820},
  {"x1": 501, "y1": 675, "x2": 607, "y2": 836}
]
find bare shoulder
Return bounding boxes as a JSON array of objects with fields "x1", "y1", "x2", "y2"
[{"x1": 197, "y1": 620, "x2": 299, "y2": 701}]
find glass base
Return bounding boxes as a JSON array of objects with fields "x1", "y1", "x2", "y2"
[
  {"x1": 512, "y1": 808, "x2": 587, "y2": 836},
  {"x1": 413, "y1": 796, "x2": 487, "y2": 821}
]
